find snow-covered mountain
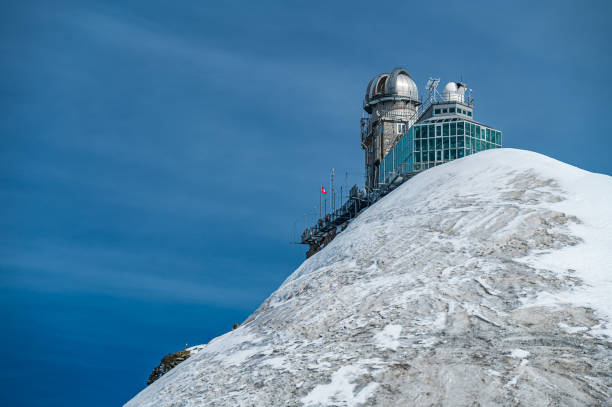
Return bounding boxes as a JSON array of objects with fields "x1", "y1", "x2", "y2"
[{"x1": 126, "y1": 149, "x2": 612, "y2": 406}]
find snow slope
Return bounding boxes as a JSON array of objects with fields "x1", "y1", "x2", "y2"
[{"x1": 126, "y1": 149, "x2": 612, "y2": 406}]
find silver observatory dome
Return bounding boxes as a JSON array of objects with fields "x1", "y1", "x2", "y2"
[{"x1": 364, "y1": 68, "x2": 419, "y2": 111}]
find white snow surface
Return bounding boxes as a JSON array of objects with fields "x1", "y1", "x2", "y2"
[
  {"x1": 374, "y1": 324, "x2": 402, "y2": 351},
  {"x1": 126, "y1": 149, "x2": 612, "y2": 406}
]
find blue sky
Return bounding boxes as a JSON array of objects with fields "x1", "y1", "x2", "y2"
[{"x1": 1, "y1": 1, "x2": 611, "y2": 405}]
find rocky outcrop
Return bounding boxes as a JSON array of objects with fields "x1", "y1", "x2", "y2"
[{"x1": 147, "y1": 350, "x2": 191, "y2": 385}]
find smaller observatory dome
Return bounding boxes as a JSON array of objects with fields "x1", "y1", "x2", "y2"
[
  {"x1": 443, "y1": 81, "x2": 466, "y2": 103},
  {"x1": 364, "y1": 68, "x2": 419, "y2": 107}
]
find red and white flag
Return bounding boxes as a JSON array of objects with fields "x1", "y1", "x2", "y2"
[{"x1": 321, "y1": 186, "x2": 327, "y2": 194}]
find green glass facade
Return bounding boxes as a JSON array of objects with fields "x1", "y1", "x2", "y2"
[{"x1": 379, "y1": 119, "x2": 502, "y2": 184}]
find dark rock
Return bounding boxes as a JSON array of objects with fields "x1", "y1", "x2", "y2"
[{"x1": 147, "y1": 350, "x2": 191, "y2": 385}]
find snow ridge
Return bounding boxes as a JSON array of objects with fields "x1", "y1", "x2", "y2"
[{"x1": 126, "y1": 149, "x2": 612, "y2": 406}]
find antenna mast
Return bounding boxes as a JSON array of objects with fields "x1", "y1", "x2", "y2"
[{"x1": 425, "y1": 77, "x2": 440, "y2": 104}]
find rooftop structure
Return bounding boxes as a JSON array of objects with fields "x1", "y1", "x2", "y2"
[{"x1": 297, "y1": 69, "x2": 502, "y2": 257}]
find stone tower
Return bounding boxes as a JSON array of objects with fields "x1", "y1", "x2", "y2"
[{"x1": 361, "y1": 68, "x2": 420, "y2": 191}]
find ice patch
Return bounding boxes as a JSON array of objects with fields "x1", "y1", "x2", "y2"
[
  {"x1": 215, "y1": 346, "x2": 268, "y2": 367},
  {"x1": 510, "y1": 349, "x2": 530, "y2": 359},
  {"x1": 301, "y1": 365, "x2": 379, "y2": 407},
  {"x1": 558, "y1": 323, "x2": 589, "y2": 334},
  {"x1": 374, "y1": 324, "x2": 402, "y2": 351},
  {"x1": 261, "y1": 356, "x2": 286, "y2": 369}
]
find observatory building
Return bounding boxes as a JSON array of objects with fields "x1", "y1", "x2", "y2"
[
  {"x1": 299, "y1": 68, "x2": 502, "y2": 257},
  {"x1": 361, "y1": 69, "x2": 502, "y2": 191}
]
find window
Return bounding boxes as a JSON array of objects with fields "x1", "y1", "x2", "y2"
[
  {"x1": 434, "y1": 108, "x2": 441, "y2": 115},
  {"x1": 436, "y1": 151, "x2": 442, "y2": 161},
  {"x1": 442, "y1": 108, "x2": 448, "y2": 113},
  {"x1": 436, "y1": 126, "x2": 441, "y2": 137},
  {"x1": 422, "y1": 126, "x2": 428, "y2": 138},
  {"x1": 428, "y1": 125, "x2": 434, "y2": 135},
  {"x1": 450, "y1": 107, "x2": 456, "y2": 113},
  {"x1": 397, "y1": 123, "x2": 406, "y2": 133},
  {"x1": 415, "y1": 126, "x2": 421, "y2": 139},
  {"x1": 444, "y1": 150, "x2": 450, "y2": 160},
  {"x1": 429, "y1": 138, "x2": 435, "y2": 150},
  {"x1": 443, "y1": 137, "x2": 449, "y2": 149},
  {"x1": 450, "y1": 136, "x2": 456, "y2": 148},
  {"x1": 457, "y1": 122, "x2": 464, "y2": 135},
  {"x1": 450, "y1": 122, "x2": 456, "y2": 135},
  {"x1": 458, "y1": 136, "x2": 464, "y2": 148},
  {"x1": 436, "y1": 138, "x2": 442, "y2": 150},
  {"x1": 443, "y1": 123, "x2": 449, "y2": 137},
  {"x1": 467, "y1": 111, "x2": 472, "y2": 117},
  {"x1": 458, "y1": 149, "x2": 465, "y2": 158}
]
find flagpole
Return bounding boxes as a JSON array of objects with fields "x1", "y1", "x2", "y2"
[
  {"x1": 319, "y1": 189, "x2": 321, "y2": 220},
  {"x1": 331, "y1": 168, "x2": 335, "y2": 216}
]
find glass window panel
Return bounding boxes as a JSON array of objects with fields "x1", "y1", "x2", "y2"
[
  {"x1": 436, "y1": 151, "x2": 442, "y2": 161},
  {"x1": 442, "y1": 108, "x2": 448, "y2": 113},
  {"x1": 457, "y1": 122, "x2": 464, "y2": 135},
  {"x1": 434, "y1": 109, "x2": 441, "y2": 114},
  {"x1": 443, "y1": 124, "x2": 449, "y2": 137},
  {"x1": 444, "y1": 150, "x2": 450, "y2": 160},
  {"x1": 458, "y1": 136, "x2": 464, "y2": 148},
  {"x1": 436, "y1": 126, "x2": 441, "y2": 137},
  {"x1": 429, "y1": 124, "x2": 434, "y2": 135},
  {"x1": 450, "y1": 122, "x2": 456, "y2": 135},
  {"x1": 443, "y1": 137, "x2": 449, "y2": 149},
  {"x1": 415, "y1": 126, "x2": 421, "y2": 139},
  {"x1": 436, "y1": 138, "x2": 442, "y2": 150},
  {"x1": 450, "y1": 107, "x2": 456, "y2": 113},
  {"x1": 429, "y1": 151, "x2": 435, "y2": 161},
  {"x1": 458, "y1": 149, "x2": 464, "y2": 158},
  {"x1": 429, "y1": 138, "x2": 435, "y2": 150},
  {"x1": 450, "y1": 149, "x2": 456, "y2": 159}
]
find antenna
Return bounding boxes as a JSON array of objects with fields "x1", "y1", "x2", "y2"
[{"x1": 425, "y1": 77, "x2": 440, "y2": 103}]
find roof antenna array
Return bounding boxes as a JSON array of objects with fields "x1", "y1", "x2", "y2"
[{"x1": 425, "y1": 77, "x2": 440, "y2": 103}]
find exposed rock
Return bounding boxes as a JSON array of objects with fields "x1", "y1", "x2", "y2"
[{"x1": 147, "y1": 350, "x2": 191, "y2": 385}]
